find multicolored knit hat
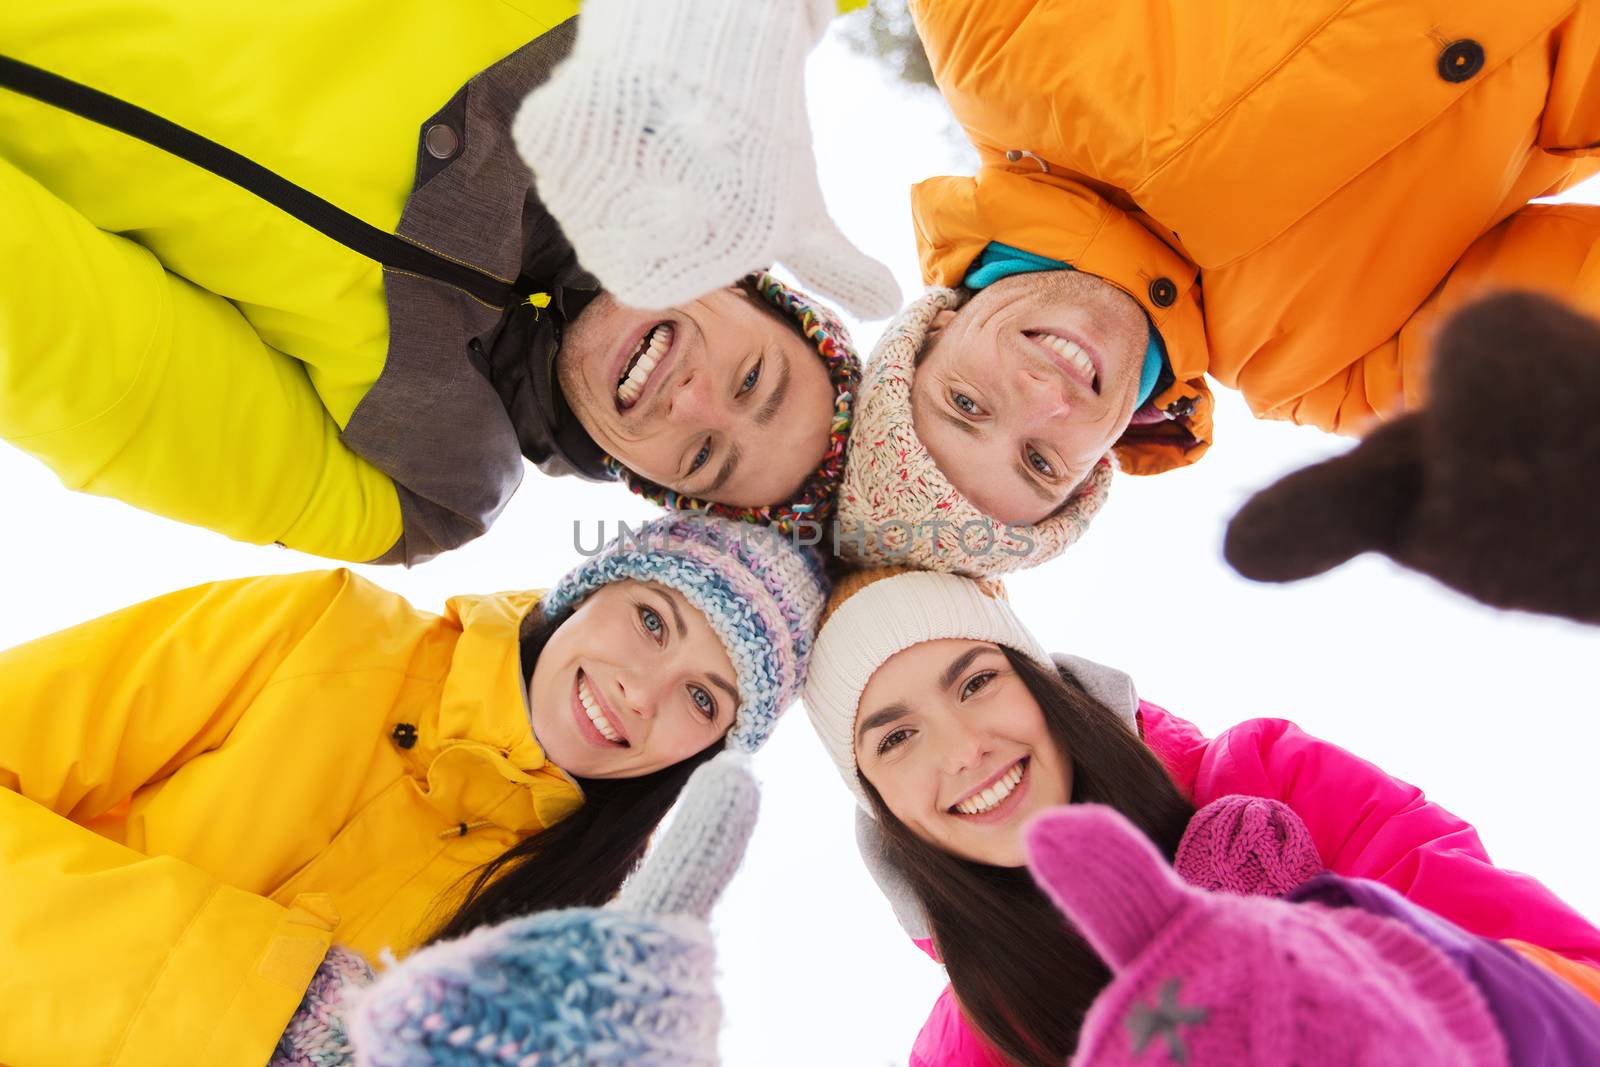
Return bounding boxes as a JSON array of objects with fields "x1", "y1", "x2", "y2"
[
  {"x1": 1026, "y1": 805, "x2": 1509, "y2": 1067},
  {"x1": 612, "y1": 271, "x2": 861, "y2": 532},
  {"x1": 834, "y1": 288, "x2": 1113, "y2": 577},
  {"x1": 802, "y1": 568, "x2": 1052, "y2": 808},
  {"x1": 541, "y1": 512, "x2": 826, "y2": 752}
]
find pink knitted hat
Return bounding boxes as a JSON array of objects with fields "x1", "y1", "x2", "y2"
[
  {"x1": 1025, "y1": 805, "x2": 1509, "y2": 1067},
  {"x1": 1174, "y1": 795, "x2": 1326, "y2": 899},
  {"x1": 833, "y1": 289, "x2": 1114, "y2": 577}
]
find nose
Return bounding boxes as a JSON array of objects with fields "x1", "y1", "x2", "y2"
[
  {"x1": 1015, "y1": 366, "x2": 1071, "y2": 422},
  {"x1": 616, "y1": 670, "x2": 662, "y2": 722},
  {"x1": 667, "y1": 366, "x2": 724, "y2": 428},
  {"x1": 938, "y1": 718, "x2": 990, "y2": 777}
]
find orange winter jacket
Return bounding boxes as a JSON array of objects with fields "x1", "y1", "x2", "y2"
[{"x1": 909, "y1": 0, "x2": 1600, "y2": 474}]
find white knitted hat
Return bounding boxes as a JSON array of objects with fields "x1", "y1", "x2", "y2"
[
  {"x1": 834, "y1": 289, "x2": 1115, "y2": 577},
  {"x1": 801, "y1": 568, "x2": 1051, "y2": 808}
]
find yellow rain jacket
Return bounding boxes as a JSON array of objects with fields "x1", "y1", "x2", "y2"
[
  {"x1": 0, "y1": 0, "x2": 867, "y2": 565},
  {"x1": 0, "y1": 570, "x2": 582, "y2": 1067},
  {"x1": 909, "y1": 0, "x2": 1600, "y2": 475},
  {"x1": 0, "y1": 0, "x2": 589, "y2": 565}
]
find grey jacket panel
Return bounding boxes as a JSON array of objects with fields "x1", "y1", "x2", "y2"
[
  {"x1": 852, "y1": 652, "x2": 1143, "y2": 946},
  {"x1": 345, "y1": 18, "x2": 610, "y2": 567}
]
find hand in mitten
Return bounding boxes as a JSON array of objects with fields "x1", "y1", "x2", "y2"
[
  {"x1": 1225, "y1": 291, "x2": 1600, "y2": 623},
  {"x1": 1174, "y1": 795, "x2": 1324, "y2": 898},
  {"x1": 348, "y1": 752, "x2": 759, "y2": 1067},
  {"x1": 1023, "y1": 806, "x2": 1509, "y2": 1067},
  {"x1": 513, "y1": 0, "x2": 900, "y2": 319},
  {"x1": 271, "y1": 946, "x2": 376, "y2": 1067}
]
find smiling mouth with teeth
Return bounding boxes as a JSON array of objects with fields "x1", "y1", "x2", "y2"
[
  {"x1": 950, "y1": 758, "x2": 1027, "y2": 816},
  {"x1": 1026, "y1": 331, "x2": 1100, "y2": 395},
  {"x1": 616, "y1": 322, "x2": 674, "y2": 410},
  {"x1": 578, "y1": 672, "x2": 628, "y2": 746}
]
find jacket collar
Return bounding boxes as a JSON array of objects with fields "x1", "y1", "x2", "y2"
[{"x1": 425, "y1": 589, "x2": 583, "y2": 833}]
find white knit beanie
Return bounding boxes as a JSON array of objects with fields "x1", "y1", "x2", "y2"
[
  {"x1": 833, "y1": 289, "x2": 1115, "y2": 577},
  {"x1": 801, "y1": 568, "x2": 1052, "y2": 808}
]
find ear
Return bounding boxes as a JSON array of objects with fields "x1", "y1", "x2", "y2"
[
  {"x1": 1224, "y1": 415, "x2": 1423, "y2": 583},
  {"x1": 915, "y1": 309, "x2": 959, "y2": 369},
  {"x1": 925, "y1": 308, "x2": 958, "y2": 337}
]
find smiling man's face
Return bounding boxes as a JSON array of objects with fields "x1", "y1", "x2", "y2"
[
  {"x1": 911, "y1": 272, "x2": 1149, "y2": 524},
  {"x1": 556, "y1": 287, "x2": 836, "y2": 507}
]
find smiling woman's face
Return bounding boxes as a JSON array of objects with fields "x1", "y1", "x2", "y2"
[
  {"x1": 527, "y1": 580, "x2": 739, "y2": 779},
  {"x1": 854, "y1": 639, "x2": 1071, "y2": 867}
]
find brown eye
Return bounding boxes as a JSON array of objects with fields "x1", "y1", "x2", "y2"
[
  {"x1": 877, "y1": 726, "x2": 914, "y2": 755},
  {"x1": 960, "y1": 671, "x2": 998, "y2": 700}
]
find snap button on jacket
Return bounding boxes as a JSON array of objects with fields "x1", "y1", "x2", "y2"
[
  {"x1": 910, "y1": 0, "x2": 1600, "y2": 476},
  {"x1": 0, "y1": 570, "x2": 582, "y2": 1067}
]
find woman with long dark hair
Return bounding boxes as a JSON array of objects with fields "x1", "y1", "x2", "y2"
[
  {"x1": 0, "y1": 513, "x2": 825, "y2": 1067},
  {"x1": 802, "y1": 568, "x2": 1600, "y2": 1067}
]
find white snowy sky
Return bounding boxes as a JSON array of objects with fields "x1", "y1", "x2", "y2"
[{"x1": 3, "y1": 21, "x2": 1598, "y2": 1067}]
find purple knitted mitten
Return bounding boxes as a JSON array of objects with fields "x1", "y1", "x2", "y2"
[
  {"x1": 1174, "y1": 795, "x2": 1324, "y2": 898},
  {"x1": 270, "y1": 946, "x2": 376, "y2": 1067}
]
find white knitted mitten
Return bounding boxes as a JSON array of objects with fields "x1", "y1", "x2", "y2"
[{"x1": 514, "y1": 0, "x2": 900, "y2": 319}]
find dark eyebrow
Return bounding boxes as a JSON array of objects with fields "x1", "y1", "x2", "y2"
[
  {"x1": 939, "y1": 646, "x2": 993, "y2": 691},
  {"x1": 754, "y1": 349, "x2": 791, "y2": 427},
  {"x1": 857, "y1": 701, "x2": 910, "y2": 744},
  {"x1": 1012, "y1": 459, "x2": 1058, "y2": 504},
  {"x1": 709, "y1": 672, "x2": 741, "y2": 711},
  {"x1": 648, "y1": 589, "x2": 688, "y2": 639},
  {"x1": 702, "y1": 443, "x2": 742, "y2": 496}
]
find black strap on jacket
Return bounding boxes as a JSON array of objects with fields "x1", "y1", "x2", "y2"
[{"x1": 0, "y1": 54, "x2": 524, "y2": 309}]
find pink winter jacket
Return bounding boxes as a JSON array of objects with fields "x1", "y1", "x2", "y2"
[{"x1": 909, "y1": 702, "x2": 1600, "y2": 1067}]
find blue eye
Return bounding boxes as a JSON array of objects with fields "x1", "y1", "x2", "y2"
[
  {"x1": 688, "y1": 440, "x2": 711, "y2": 474},
  {"x1": 952, "y1": 392, "x2": 979, "y2": 415},
  {"x1": 739, "y1": 359, "x2": 763, "y2": 396},
  {"x1": 689, "y1": 685, "x2": 716, "y2": 721},
  {"x1": 639, "y1": 605, "x2": 665, "y2": 640},
  {"x1": 1027, "y1": 448, "x2": 1055, "y2": 478},
  {"x1": 960, "y1": 671, "x2": 997, "y2": 700}
]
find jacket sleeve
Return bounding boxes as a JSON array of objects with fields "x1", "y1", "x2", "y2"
[
  {"x1": 1196, "y1": 717, "x2": 1600, "y2": 966},
  {"x1": 0, "y1": 155, "x2": 403, "y2": 563},
  {"x1": 1279, "y1": 202, "x2": 1600, "y2": 433},
  {"x1": 0, "y1": 572, "x2": 361, "y2": 1066}
]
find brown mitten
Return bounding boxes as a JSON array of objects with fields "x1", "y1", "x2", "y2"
[{"x1": 1225, "y1": 291, "x2": 1600, "y2": 623}]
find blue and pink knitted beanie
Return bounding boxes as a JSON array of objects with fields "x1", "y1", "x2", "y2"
[{"x1": 540, "y1": 512, "x2": 827, "y2": 753}]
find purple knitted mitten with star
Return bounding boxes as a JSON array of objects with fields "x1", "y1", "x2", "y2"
[{"x1": 1174, "y1": 795, "x2": 1325, "y2": 898}]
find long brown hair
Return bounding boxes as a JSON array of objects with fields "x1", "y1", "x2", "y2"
[
  {"x1": 428, "y1": 606, "x2": 723, "y2": 942},
  {"x1": 861, "y1": 648, "x2": 1193, "y2": 1066}
]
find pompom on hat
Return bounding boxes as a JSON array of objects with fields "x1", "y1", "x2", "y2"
[
  {"x1": 613, "y1": 272, "x2": 861, "y2": 532},
  {"x1": 542, "y1": 512, "x2": 826, "y2": 753},
  {"x1": 802, "y1": 567, "x2": 1051, "y2": 807},
  {"x1": 1025, "y1": 805, "x2": 1509, "y2": 1067},
  {"x1": 833, "y1": 289, "x2": 1113, "y2": 577}
]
